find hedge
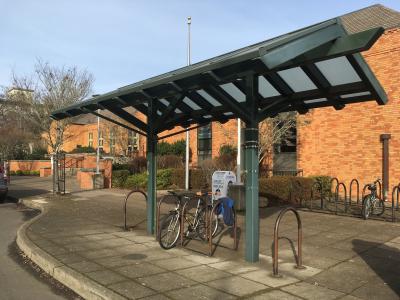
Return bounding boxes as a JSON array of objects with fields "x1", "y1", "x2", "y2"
[
  {"x1": 112, "y1": 168, "x2": 208, "y2": 190},
  {"x1": 10, "y1": 170, "x2": 40, "y2": 176},
  {"x1": 112, "y1": 170, "x2": 130, "y2": 187},
  {"x1": 259, "y1": 176, "x2": 313, "y2": 206}
]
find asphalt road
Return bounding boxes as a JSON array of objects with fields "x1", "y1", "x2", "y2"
[{"x1": 0, "y1": 202, "x2": 75, "y2": 300}]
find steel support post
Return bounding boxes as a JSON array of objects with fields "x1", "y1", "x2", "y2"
[
  {"x1": 244, "y1": 74, "x2": 259, "y2": 263},
  {"x1": 380, "y1": 134, "x2": 391, "y2": 201},
  {"x1": 147, "y1": 100, "x2": 157, "y2": 235}
]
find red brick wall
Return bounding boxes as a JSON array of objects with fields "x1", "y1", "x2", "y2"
[
  {"x1": 297, "y1": 28, "x2": 400, "y2": 194},
  {"x1": 9, "y1": 160, "x2": 51, "y2": 172}
]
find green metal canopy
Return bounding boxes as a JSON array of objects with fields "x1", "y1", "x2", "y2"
[
  {"x1": 51, "y1": 17, "x2": 387, "y2": 263},
  {"x1": 51, "y1": 18, "x2": 386, "y2": 132}
]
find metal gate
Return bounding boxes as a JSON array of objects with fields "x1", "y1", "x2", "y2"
[{"x1": 53, "y1": 153, "x2": 66, "y2": 194}]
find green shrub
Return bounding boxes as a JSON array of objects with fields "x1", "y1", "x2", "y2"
[
  {"x1": 112, "y1": 170, "x2": 130, "y2": 187},
  {"x1": 259, "y1": 176, "x2": 313, "y2": 206},
  {"x1": 26, "y1": 148, "x2": 48, "y2": 160},
  {"x1": 157, "y1": 155, "x2": 183, "y2": 169},
  {"x1": 219, "y1": 144, "x2": 237, "y2": 156},
  {"x1": 157, "y1": 140, "x2": 186, "y2": 157},
  {"x1": 128, "y1": 156, "x2": 147, "y2": 174},
  {"x1": 70, "y1": 146, "x2": 96, "y2": 153},
  {"x1": 170, "y1": 169, "x2": 208, "y2": 189},
  {"x1": 112, "y1": 163, "x2": 129, "y2": 171},
  {"x1": 124, "y1": 173, "x2": 147, "y2": 189},
  {"x1": 157, "y1": 169, "x2": 172, "y2": 189},
  {"x1": 16, "y1": 170, "x2": 23, "y2": 176},
  {"x1": 308, "y1": 175, "x2": 332, "y2": 195}
]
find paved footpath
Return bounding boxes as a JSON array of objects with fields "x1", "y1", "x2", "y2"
[{"x1": 9, "y1": 178, "x2": 400, "y2": 299}]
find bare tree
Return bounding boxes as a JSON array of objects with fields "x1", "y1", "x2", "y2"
[
  {"x1": 258, "y1": 112, "x2": 297, "y2": 166},
  {"x1": 212, "y1": 113, "x2": 297, "y2": 167},
  {"x1": 10, "y1": 60, "x2": 94, "y2": 153}
]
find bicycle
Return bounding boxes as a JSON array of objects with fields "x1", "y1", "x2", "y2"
[
  {"x1": 362, "y1": 179, "x2": 385, "y2": 220},
  {"x1": 158, "y1": 191, "x2": 219, "y2": 249}
]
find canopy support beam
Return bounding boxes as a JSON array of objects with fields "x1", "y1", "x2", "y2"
[{"x1": 244, "y1": 74, "x2": 260, "y2": 263}]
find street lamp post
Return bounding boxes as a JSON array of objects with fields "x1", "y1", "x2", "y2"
[{"x1": 185, "y1": 16, "x2": 191, "y2": 190}]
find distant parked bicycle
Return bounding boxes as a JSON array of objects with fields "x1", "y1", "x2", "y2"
[
  {"x1": 158, "y1": 191, "x2": 218, "y2": 249},
  {"x1": 362, "y1": 179, "x2": 385, "y2": 220}
]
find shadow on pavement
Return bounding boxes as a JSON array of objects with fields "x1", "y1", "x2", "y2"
[{"x1": 352, "y1": 239, "x2": 400, "y2": 296}]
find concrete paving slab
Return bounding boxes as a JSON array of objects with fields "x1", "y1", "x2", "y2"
[
  {"x1": 182, "y1": 254, "x2": 224, "y2": 264},
  {"x1": 247, "y1": 289, "x2": 301, "y2": 300},
  {"x1": 240, "y1": 270, "x2": 299, "y2": 288},
  {"x1": 86, "y1": 269, "x2": 126, "y2": 286},
  {"x1": 206, "y1": 276, "x2": 268, "y2": 297},
  {"x1": 109, "y1": 280, "x2": 156, "y2": 299},
  {"x1": 281, "y1": 281, "x2": 344, "y2": 299},
  {"x1": 337, "y1": 296, "x2": 363, "y2": 300},
  {"x1": 94, "y1": 255, "x2": 143, "y2": 268},
  {"x1": 278, "y1": 263, "x2": 322, "y2": 279},
  {"x1": 83, "y1": 233, "x2": 119, "y2": 241},
  {"x1": 166, "y1": 284, "x2": 237, "y2": 300},
  {"x1": 68, "y1": 260, "x2": 104, "y2": 273},
  {"x1": 53, "y1": 252, "x2": 86, "y2": 264},
  {"x1": 178, "y1": 265, "x2": 232, "y2": 283},
  {"x1": 208, "y1": 260, "x2": 260, "y2": 274},
  {"x1": 307, "y1": 261, "x2": 376, "y2": 293},
  {"x1": 151, "y1": 257, "x2": 200, "y2": 271},
  {"x1": 350, "y1": 275, "x2": 400, "y2": 300},
  {"x1": 96, "y1": 237, "x2": 135, "y2": 248},
  {"x1": 80, "y1": 248, "x2": 121, "y2": 259},
  {"x1": 137, "y1": 272, "x2": 197, "y2": 292},
  {"x1": 115, "y1": 262, "x2": 166, "y2": 278},
  {"x1": 140, "y1": 294, "x2": 171, "y2": 300}
]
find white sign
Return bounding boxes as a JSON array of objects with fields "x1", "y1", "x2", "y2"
[{"x1": 212, "y1": 171, "x2": 236, "y2": 201}]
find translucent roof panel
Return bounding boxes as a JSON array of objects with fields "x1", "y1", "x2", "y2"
[
  {"x1": 220, "y1": 83, "x2": 246, "y2": 102},
  {"x1": 183, "y1": 96, "x2": 201, "y2": 110},
  {"x1": 304, "y1": 98, "x2": 328, "y2": 104},
  {"x1": 159, "y1": 99, "x2": 169, "y2": 106},
  {"x1": 175, "y1": 108, "x2": 182, "y2": 113},
  {"x1": 315, "y1": 56, "x2": 362, "y2": 86},
  {"x1": 197, "y1": 89, "x2": 221, "y2": 106},
  {"x1": 258, "y1": 76, "x2": 280, "y2": 98},
  {"x1": 340, "y1": 91, "x2": 371, "y2": 98},
  {"x1": 277, "y1": 67, "x2": 317, "y2": 92}
]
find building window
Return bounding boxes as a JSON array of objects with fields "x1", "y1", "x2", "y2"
[
  {"x1": 109, "y1": 131, "x2": 115, "y2": 155},
  {"x1": 88, "y1": 132, "x2": 93, "y2": 148},
  {"x1": 127, "y1": 131, "x2": 139, "y2": 154},
  {"x1": 198, "y1": 123, "x2": 212, "y2": 163},
  {"x1": 99, "y1": 131, "x2": 104, "y2": 149}
]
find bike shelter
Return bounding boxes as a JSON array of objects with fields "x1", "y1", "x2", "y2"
[{"x1": 51, "y1": 18, "x2": 388, "y2": 262}]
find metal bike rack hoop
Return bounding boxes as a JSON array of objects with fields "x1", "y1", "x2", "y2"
[
  {"x1": 349, "y1": 179, "x2": 360, "y2": 206},
  {"x1": 273, "y1": 207, "x2": 305, "y2": 277},
  {"x1": 208, "y1": 199, "x2": 238, "y2": 257},
  {"x1": 124, "y1": 189, "x2": 148, "y2": 231},
  {"x1": 335, "y1": 182, "x2": 347, "y2": 214}
]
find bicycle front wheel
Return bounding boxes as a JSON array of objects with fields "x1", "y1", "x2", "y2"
[
  {"x1": 196, "y1": 209, "x2": 219, "y2": 241},
  {"x1": 158, "y1": 212, "x2": 180, "y2": 249},
  {"x1": 362, "y1": 196, "x2": 372, "y2": 220}
]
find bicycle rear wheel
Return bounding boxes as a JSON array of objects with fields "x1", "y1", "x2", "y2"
[
  {"x1": 362, "y1": 196, "x2": 372, "y2": 220},
  {"x1": 373, "y1": 199, "x2": 385, "y2": 216},
  {"x1": 158, "y1": 211, "x2": 180, "y2": 249}
]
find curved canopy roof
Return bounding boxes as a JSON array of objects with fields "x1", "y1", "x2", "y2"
[{"x1": 51, "y1": 17, "x2": 387, "y2": 137}]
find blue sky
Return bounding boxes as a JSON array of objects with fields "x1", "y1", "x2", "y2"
[{"x1": 1, "y1": 0, "x2": 399, "y2": 94}]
